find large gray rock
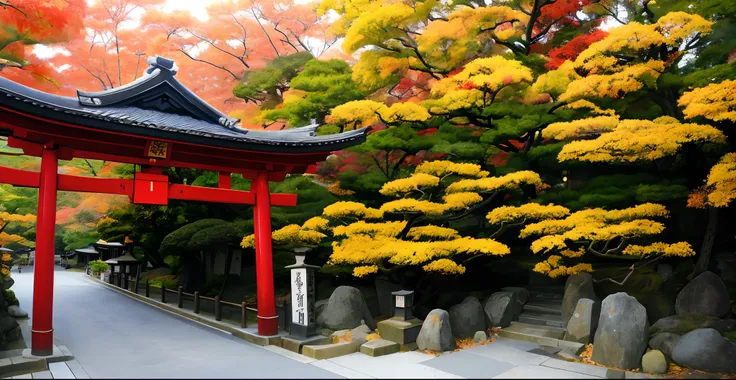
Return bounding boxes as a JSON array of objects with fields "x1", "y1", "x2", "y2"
[
  {"x1": 642, "y1": 350, "x2": 667, "y2": 374},
  {"x1": 317, "y1": 286, "x2": 376, "y2": 330},
  {"x1": 449, "y1": 297, "x2": 486, "y2": 339},
  {"x1": 7, "y1": 305, "x2": 27, "y2": 318},
  {"x1": 649, "y1": 332, "x2": 681, "y2": 359},
  {"x1": 3, "y1": 277, "x2": 14, "y2": 290},
  {"x1": 672, "y1": 328, "x2": 736, "y2": 374},
  {"x1": 483, "y1": 291, "x2": 519, "y2": 328},
  {"x1": 591, "y1": 292, "x2": 649, "y2": 370},
  {"x1": 564, "y1": 298, "x2": 599, "y2": 344},
  {"x1": 416, "y1": 309, "x2": 455, "y2": 352},
  {"x1": 0, "y1": 314, "x2": 20, "y2": 343},
  {"x1": 501, "y1": 286, "x2": 530, "y2": 319},
  {"x1": 650, "y1": 313, "x2": 736, "y2": 336},
  {"x1": 675, "y1": 271, "x2": 730, "y2": 317},
  {"x1": 562, "y1": 273, "x2": 598, "y2": 324}
]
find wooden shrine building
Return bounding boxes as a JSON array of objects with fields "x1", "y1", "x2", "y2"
[{"x1": 0, "y1": 56, "x2": 368, "y2": 356}]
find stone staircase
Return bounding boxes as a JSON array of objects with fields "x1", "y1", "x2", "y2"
[
  {"x1": 517, "y1": 285, "x2": 565, "y2": 329},
  {"x1": 499, "y1": 285, "x2": 586, "y2": 354}
]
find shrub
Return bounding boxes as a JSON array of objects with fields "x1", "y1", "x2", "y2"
[
  {"x1": 148, "y1": 275, "x2": 179, "y2": 290},
  {"x1": 19, "y1": 254, "x2": 29, "y2": 266},
  {"x1": 89, "y1": 260, "x2": 109, "y2": 275},
  {"x1": 4, "y1": 289, "x2": 19, "y2": 306}
]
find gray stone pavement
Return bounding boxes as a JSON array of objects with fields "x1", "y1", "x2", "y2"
[
  {"x1": 11, "y1": 266, "x2": 341, "y2": 379},
  {"x1": 9, "y1": 266, "x2": 662, "y2": 379}
]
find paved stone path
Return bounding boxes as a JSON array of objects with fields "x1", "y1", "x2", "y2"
[{"x1": 10, "y1": 266, "x2": 660, "y2": 379}]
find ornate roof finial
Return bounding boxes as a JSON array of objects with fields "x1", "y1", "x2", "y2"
[{"x1": 146, "y1": 56, "x2": 178, "y2": 76}]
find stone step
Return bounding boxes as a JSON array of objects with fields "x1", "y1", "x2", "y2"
[
  {"x1": 525, "y1": 285, "x2": 565, "y2": 293},
  {"x1": 528, "y1": 292, "x2": 564, "y2": 301},
  {"x1": 523, "y1": 302, "x2": 562, "y2": 315},
  {"x1": 499, "y1": 327, "x2": 584, "y2": 355},
  {"x1": 518, "y1": 312, "x2": 566, "y2": 328},
  {"x1": 508, "y1": 321, "x2": 566, "y2": 338}
]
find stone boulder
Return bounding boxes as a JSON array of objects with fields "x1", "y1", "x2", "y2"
[
  {"x1": 672, "y1": 328, "x2": 736, "y2": 374},
  {"x1": 564, "y1": 298, "x2": 599, "y2": 344},
  {"x1": 473, "y1": 331, "x2": 487, "y2": 342},
  {"x1": 3, "y1": 277, "x2": 14, "y2": 290},
  {"x1": 562, "y1": 273, "x2": 598, "y2": 324},
  {"x1": 675, "y1": 271, "x2": 730, "y2": 317},
  {"x1": 642, "y1": 350, "x2": 667, "y2": 374},
  {"x1": 416, "y1": 309, "x2": 455, "y2": 352},
  {"x1": 483, "y1": 291, "x2": 519, "y2": 328},
  {"x1": 0, "y1": 313, "x2": 21, "y2": 343},
  {"x1": 317, "y1": 286, "x2": 376, "y2": 331},
  {"x1": 591, "y1": 292, "x2": 649, "y2": 370},
  {"x1": 650, "y1": 313, "x2": 736, "y2": 336},
  {"x1": 7, "y1": 305, "x2": 27, "y2": 318},
  {"x1": 649, "y1": 332, "x2": 681, "y2": 359},
  {"x1": 501, "y1": 287, "x2": 530, "y2": 319},
  {"x1": 449, "y1": 297, "x2": 486, "y2": 339}
]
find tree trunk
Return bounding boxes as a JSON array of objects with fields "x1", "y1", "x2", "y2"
[
  {"x1": 695, "y1": 207, "x2": 719, "y2": 276},
  {"x1": 218, "y1": 245, "x2": 234, "y2": 298}
]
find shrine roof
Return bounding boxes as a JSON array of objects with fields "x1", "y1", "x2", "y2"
[
  {"x1": 75, "y1": 246, "x2": 100, "y2": 255},
  {"x1": 0, "y1": 56, "x2": 367, "y2": 153}
]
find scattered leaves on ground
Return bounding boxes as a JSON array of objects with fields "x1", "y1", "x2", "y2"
[
  {"x1": 332, "y1": 330, "x2": 352, "y2": 344},
  {"x1": 366, "y1": 333, "x2": 381, "y2": 341},
  {"x1": 422, "y1": 349, "x2": 441, "y2": 357}
]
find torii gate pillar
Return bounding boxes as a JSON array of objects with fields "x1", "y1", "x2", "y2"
[
  {"x1": 253, "y1": 171, "x2": 278, "y2": 336},
  {"x1": 31, "y1": 146, "x2": 58, "y2": 356}
]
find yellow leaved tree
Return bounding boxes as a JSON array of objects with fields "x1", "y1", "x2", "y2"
[
  {"x1": 0, "y1": 212, "x2": 36, "y2": 249},
  {"x1": 242, "y1": 161, "x2": 549, "y2": 277},
  {"x1": 486, "y1": 203, "x2": 696, "y2": 278}
]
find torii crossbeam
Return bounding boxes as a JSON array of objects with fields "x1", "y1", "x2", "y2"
[{"x1": 0, "y1": 56, "x2": 368, "y2": 355}]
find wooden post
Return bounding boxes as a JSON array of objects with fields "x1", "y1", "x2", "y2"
[
  {"x1": 241, "y1": 302, "x2": 247, "y2": 328},
  {"x1": 177, "y1": 286, "x2": 183, "y2": 308},
  {"x1": 215, "y1": 295, "x2": 222, "y2": 321},
  {"x1": 145, "y1": 279, "x2": 150, "y2": 298},
  {"x1": 31, "y1": 147, "x2": 58, "y2": 356},
  {"x1": 124, "y1": 269, "x2": 129, "y2": 289},
  {"x1": 253, "y1": 171, "x2": 278, "y2": 336},
  {"x1": 194, "y1": 292, "x2": 200, "y2": 314},
  {"x1": 161, "y1": 285, "x2": 166, "y2": 303}
]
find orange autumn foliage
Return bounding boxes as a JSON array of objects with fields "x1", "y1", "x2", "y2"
[{"x1": 0, "y1": 0, "x2": 86, "y2": 89}]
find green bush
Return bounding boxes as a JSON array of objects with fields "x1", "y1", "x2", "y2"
[
  {"x1": 148, "y1": 275, "x2": 179, "y2": 290},
  {"x1": 89, "y1": 260, "x2": 109, "y2": 275},
  {"x1": 18, "y1": 254, "x2": 28, "y2": 266},
  {"x1": 4, "y1": 289, "x2": 19, "y2": 306}
]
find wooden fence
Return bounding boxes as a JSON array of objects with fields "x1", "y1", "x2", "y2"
[{"x1": 88, "y1": 269, "x2": 289, "y2": 330}]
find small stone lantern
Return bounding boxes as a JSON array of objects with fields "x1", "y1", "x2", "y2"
[
  {"x1": 392, "y1": 290, "x2": 414, "y2": 320},
  {"x1": 285, "y1": 247, "x2": 319, "y2": 339}
]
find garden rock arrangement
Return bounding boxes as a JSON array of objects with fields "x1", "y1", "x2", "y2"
[
  {"x1": 416, "y1": 309, "x2": 455, "y2": 352},
  {"x1": 648, "y1": 332, "x2": 681, "y2": 359},
  {"x1": 562, "y1": 273, "x2": 598, "y2": 324},
  {"x1": 316, "y1": 286, "x2": 376, "y2": 331},
  {"x1": 650, "y1": 313, "x2": 736, "y2": 336},
  {"x1": 483, "y1": 291, "x2": 519, "y2": 328},
  {"x1": 591, "y1": 292, "x2": 648, "y2": 370},
  {"x1": 448, "y1": 296, "x2": 485, "y2": 339},
  {"x1": 564, "y1": 298, "x2": 598, "y2": 344},
  {"x1": 671, "y1": 328, "x2": 736, "y2": 374},
  {"x1": 675, "y1": 271, "x2": 730, "y2": 317},
  {"x1": 641, "y1": 349, "x2": 667, "y2": 374}
]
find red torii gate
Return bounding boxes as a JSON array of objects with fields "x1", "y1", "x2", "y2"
[{"x1": 0, "y1": 56, "x2": 367, "y2": 356}]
